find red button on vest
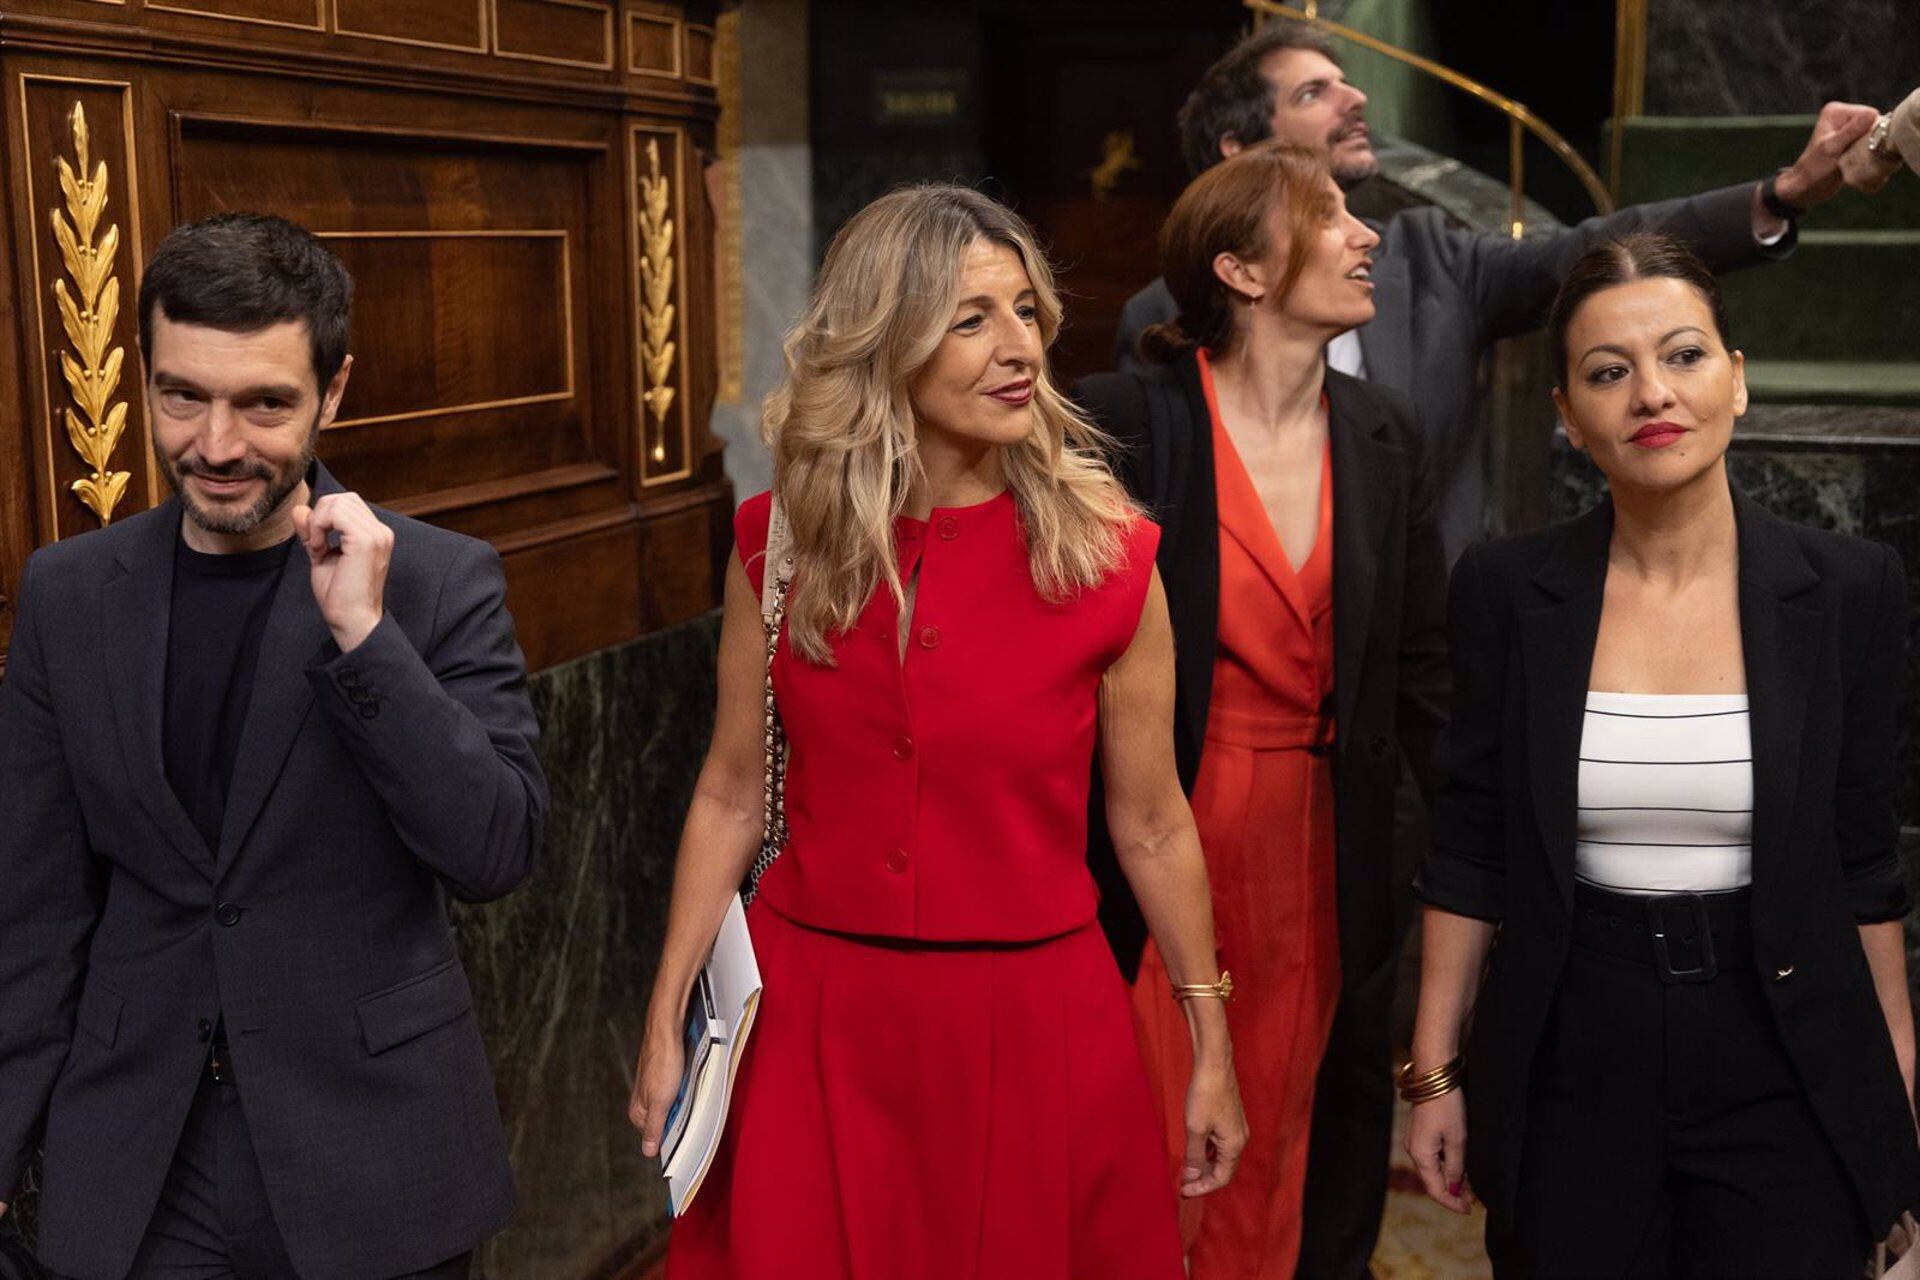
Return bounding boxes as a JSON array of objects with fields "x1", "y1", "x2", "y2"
[
  {"x1": 886, "y1": 848, "x2": 911, "y2": 873},
  {"x1": 892, "y1": 735, "x2": 915, "y2": 760},
  {"x1": 918, "y1": 625, "x2": 941, "y2": 650},
  {"x1": 936, "y1": 516, "x2": 960, "y2": 540}
]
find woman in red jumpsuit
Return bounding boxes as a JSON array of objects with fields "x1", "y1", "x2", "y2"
[{"x1": 629, "y1": 184, "x2": 1248, "y2": 1280}]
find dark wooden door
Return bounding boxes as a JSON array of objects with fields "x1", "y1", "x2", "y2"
[{"x1": 979, "y1": 0, "x2": 1243, "y2": 383}]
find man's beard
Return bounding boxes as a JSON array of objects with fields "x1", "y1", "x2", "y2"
[
  {"x1": 1329, "y1": 118, "x2": 1378, "y2": 189},
  {"x1": 157, "y1": 413, "x2": 319, "y2": 536}
]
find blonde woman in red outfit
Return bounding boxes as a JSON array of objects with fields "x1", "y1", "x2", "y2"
[
  {"x1": 627, "y1": 184, "x2": 1247, "y2": 1280},
  {"x1": 1076, "y1": 141, "x2": 1450, "y2": 1278}
]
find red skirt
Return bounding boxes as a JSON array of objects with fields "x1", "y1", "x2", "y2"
[{"x1": 668, "y1": 899, "x2": 1183, "y2": 1280}]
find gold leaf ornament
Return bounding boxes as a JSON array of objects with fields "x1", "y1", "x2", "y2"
[
  {"x1": 48, "y1": 103, "x2": 131, "y2": 525},
  {"x1": 638, "y1": 138, "x2": 678, "y2": 464}
]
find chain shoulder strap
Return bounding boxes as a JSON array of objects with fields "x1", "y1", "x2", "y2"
[{"x1": 744, "y1": 498, "x2": 794, "y2": 902}]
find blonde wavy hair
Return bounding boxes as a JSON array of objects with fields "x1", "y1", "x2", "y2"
[{"x1": 765, "y1": 183, "x2": 1139, "y2": 664}]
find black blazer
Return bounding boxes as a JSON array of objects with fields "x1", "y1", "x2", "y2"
[
  {"x1": 1416, "y1": 489, "x2": 1920, "y2": 1236},
  {"x1": 0, "y1": 463, "x2": 546, "y2": 1279},
  {"x1": 1074, "y1": 353, "x2": 1450, "y2": 983}
]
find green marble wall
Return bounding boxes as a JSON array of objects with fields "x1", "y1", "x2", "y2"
[{"x1": 457, "y1": 611, "x2": 721, "y2": 1278}]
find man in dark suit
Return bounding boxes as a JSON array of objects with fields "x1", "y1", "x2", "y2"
[
  {"x1": 0, "y1": 214, "x2": 547, "y2": 1279},
  {"x1": 1107, "y1": 24, "x2": 1879, "y2": 1280},
  {"x1": 1114, "y1": 22, "x2": 1880, "y2": 560}
]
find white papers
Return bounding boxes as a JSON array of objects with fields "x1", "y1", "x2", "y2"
[{"x1": 662, "y1": 894, "x2": 763, "y2": 1217}]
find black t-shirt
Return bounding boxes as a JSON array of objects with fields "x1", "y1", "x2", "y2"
[{"x1": 163, "y1": 537, "x2": 296, "y2": 856}]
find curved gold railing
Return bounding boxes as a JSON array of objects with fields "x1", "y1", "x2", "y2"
[{"x1": 1246, "y1": 0, "x2": 1614, "y2": 238}]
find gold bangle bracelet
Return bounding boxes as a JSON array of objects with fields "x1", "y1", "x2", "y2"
[
  {"x1": 1171, "y1": 970, "x2": 1235, "y2": 1002},
  {"x1": 1395, "y1": 1054, "x2": 1464, "y2": 1104}
]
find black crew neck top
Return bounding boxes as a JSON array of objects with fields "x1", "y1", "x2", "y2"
[{"x1": 163, "y1": 536, "x2": 296, "y2": 856}]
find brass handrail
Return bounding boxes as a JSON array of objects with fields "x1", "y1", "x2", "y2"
[{"x1": 1246, "y1": 0, "x2": 1614, "y2": 237}]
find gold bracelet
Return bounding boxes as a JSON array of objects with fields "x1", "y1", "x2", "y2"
[
  {"x1": 1171, "y1": 970, "x2": 1235, "y2": 1002},
  {"x1": 1395, "y1": 1054, "x2": 1464, "y2": 1104}
]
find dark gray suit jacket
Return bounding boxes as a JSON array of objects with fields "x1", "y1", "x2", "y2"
[
  {"x1": 1113, "y1": 181, "x2": 1791, "y2": 559},
  {"x1": 0, "y1": 463, "x2": 546, "y2": 1280}
]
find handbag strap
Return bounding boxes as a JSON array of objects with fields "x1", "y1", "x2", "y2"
[{"x1": 744, "y1": 496, "x2": 795, "y2": 902}]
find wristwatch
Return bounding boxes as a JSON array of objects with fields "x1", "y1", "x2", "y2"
[
  {"x1": 1866, "y1": 112, "x2": 1900, "y2": 164},
  {"x1": 1759, "y1": 171, "x2": 1803, "y2": 222}
]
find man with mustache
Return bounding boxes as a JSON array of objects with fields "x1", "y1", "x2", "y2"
[
  {"x1": 1103, "y1": 23, "x2": 1878, "y2": 1280},
  {"x1": 1115, "y1": 22, "x2": 1877, "y2": 561},
  {"x1": 0, "y1": 213, "x2": 546, "y2": 1279}
]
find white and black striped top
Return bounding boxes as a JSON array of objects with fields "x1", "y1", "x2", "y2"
[{"x1": 1574, "y1": 692, "x2": 1754, "y2": 895}]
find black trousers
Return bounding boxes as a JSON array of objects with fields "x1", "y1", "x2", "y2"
[
  {"x1": 48, "y1": 1068, "x2": 473, "y2": 1280},
  {"x1": 1487, "y1": 892, "x2": 1870, "y2": 1279}
]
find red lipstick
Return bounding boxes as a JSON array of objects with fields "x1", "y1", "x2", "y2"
[
  {"x1": 985, "y1": 379, "x2": 1032, "y2": 406},
  {"x1": 1629, "y1": 421, "x2": 1687, "y2": 449}
]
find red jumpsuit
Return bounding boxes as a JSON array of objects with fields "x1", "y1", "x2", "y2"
[{"x1": 1130, "y1": 350, "x2": 1342, "y2": 1279}]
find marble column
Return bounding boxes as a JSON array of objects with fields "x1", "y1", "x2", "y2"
[{"x1": 708, "y1": 0, "x2": 814, "y2": 502}]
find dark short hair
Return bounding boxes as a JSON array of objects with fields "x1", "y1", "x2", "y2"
[
  {"x1": 139, "y1": 212, "x2": 353, "y2": 387},
  {"x1": 1547, "y1": 232, "x2": 1731, "y2": 386},
  {"x1": 1177, "y1": 22, "x2": 1341, "y2": 179}
]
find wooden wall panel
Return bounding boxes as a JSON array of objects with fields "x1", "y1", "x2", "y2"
[
  {"x1": 624, "y1": 11, "x2": 681, "y2": 78},
  {"x1": 147, "y1": 0, "x2": 327, "y2": 31},
  {"x1": 493, "y1": 0, "x2": 616, "y2": 71},
  {"x1": 683, "y1": 22, "x2": 714, "y2": 87},
  {"x1": 332, "y1": 0, "x2": 489, "y2": 54},
  {"x1": 1, "y1": 0, "x2": 727, "y2": 675},
  {"x1": 323, "y1": 231, "x2": 574, "y2": 427},
  {"x1": 160, "y1": 109, "x2": 625, "y2": 545}
]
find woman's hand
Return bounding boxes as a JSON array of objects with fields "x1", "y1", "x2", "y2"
[
  {"x1": 1180, "y1": 1056, "x2": 1248, "y2": 1197},
  {"x1": 1406, "y1": 1087, "x2": 1472, "y2": 1214},
  {"x1": 628, "y1": 1012, "x2": 688, "y2": 1159}
]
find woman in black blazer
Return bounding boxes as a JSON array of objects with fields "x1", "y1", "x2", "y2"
[
  {"x1": 1408, "y1": 232, "x2": 1920, "y2": 1277},
  {"x1": 1074, "y1": 139, "x2": 1449, "y2": 1276}
]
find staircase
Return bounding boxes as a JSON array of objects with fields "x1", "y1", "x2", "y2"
[{"x1": 1612, "y1": 115, "x2": 1920, "y2": 410}]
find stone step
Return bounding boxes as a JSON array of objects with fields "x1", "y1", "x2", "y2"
[
  {"x1": 1742, "y1": 359, "x2": 1920, "y2": 406},
  {"x1": 1716, "y1": 229, "x2": 1920, "y2": 362},
  {"x1": 1613, "y1": 116, "x2": 1920, "y2": 231}
]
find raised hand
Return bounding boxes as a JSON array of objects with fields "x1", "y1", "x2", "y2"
[
  {"x1": 1775, "y1": 101, "x2": 1882, "y2": 209},
  {"x1": 291, "y1": 492, "x2": 394, "y2": 652}
]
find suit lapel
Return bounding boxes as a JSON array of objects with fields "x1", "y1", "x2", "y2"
[
  {"x1": 1520, "y1": 502, "x2": 1611, "y2": 912},
  {"x1": 1355, "y1": 253, "x2": 1413, "y2": 398},
  {"x1": 1732, "y1": 490, "x2": 1821, "y2": 910},
  {"x1": 1168, "y1": 355, "x2": 1218, "y2": 779},
  {"x1": 102, "y1": 500, "x2": 217, "y2": 876},
  {"x1": 213, "y1": 463, "x2": 341, "y2": 874},
  {"x1": 1329, "y1": 376, "x2": 1397, "y2": 746}
]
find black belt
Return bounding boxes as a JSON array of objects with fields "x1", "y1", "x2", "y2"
[{"x1": 1572, "y1": 882, "x2": 1754, "y2": 983}]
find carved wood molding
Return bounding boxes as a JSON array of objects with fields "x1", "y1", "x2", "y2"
[{"x1": 49, "y1": 102, "x2": 132, "y2": 526}]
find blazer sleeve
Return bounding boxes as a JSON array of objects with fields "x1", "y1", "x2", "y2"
[
  {"x1": 1424, "y1": 181, "x2": 1790, "y2": 346},
  {"x1": 1072, "y1": 371, "x2": 1155, "y2": 504},
  {"x1": 1413, "y1": 543, "x2": 1509, "y2": 921},
  {"x1": 0, "y1": 555, "x2": 104, "y2": 1196},
  {"x1": 1385, "y1": 389, "x2": 1450, "y2": 809},
  {"x1": 1836, "y1": 542, "x2": 1912, "y2": 923},
  {"x1": 306, "y1": 537, "x2": 548, "y2": 903}
]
